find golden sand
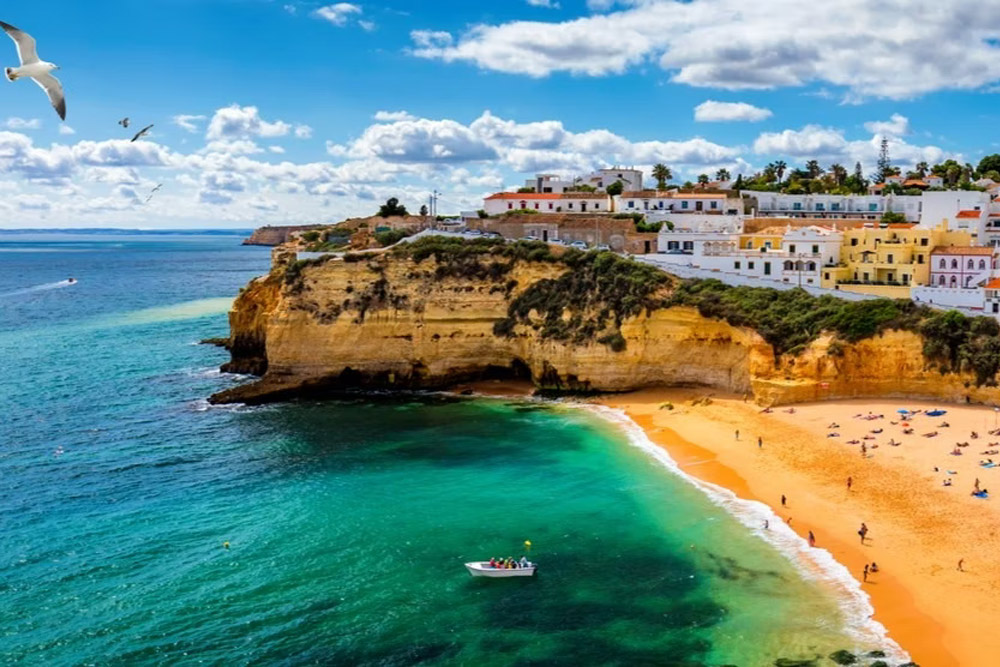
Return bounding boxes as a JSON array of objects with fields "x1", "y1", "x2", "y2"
[{"x1": 597, "y1": 389, "x2": 1000, "y2": 666}]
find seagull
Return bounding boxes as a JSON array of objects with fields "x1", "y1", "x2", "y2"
[
  {"x1": 130, "y1": 123, "x2": 153, "y2": 142},
  {"x1": 0, "y1": 21, "x2": 65, "y2": 120},
  {"x1": 144, "y1": 183, "x2": 163, "y2": 204},
  {"x1": 118, "y1": 117, "x2": 129, "y2": 128}
]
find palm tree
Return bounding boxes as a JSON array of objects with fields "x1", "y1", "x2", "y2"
[
  {"x1": 830, "y1": 163, "x2": 847, "y2": 186},
  {"x1": 915, "y1": 161, "x2": 929, "y2": 178},
  {"x1": 774, "y1": 160, "x2": 787, "y2": 183},
  {"x1": 652, "y1": 163, "x2": 671, "y2": 190},
  {"x1": 697, "y1": 174, "x2": 710, "y2": 187},
  {"x1": 805, "y1": 160, "x2": 824, "y2": 179},
  {"x1": 715, "y1": 168, "x2": 731, "y2": 182}
]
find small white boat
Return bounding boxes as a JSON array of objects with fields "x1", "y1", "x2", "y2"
[{"x1": 465, "y1": 561, "x2": 536, "y2": 577}]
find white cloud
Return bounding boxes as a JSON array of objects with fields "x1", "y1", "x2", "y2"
[
  {"x1": 314, "y1": 3, "x2": 362, "y2": 26},
  {"x1": 201, "y1": 139, "x2": 264, "y2": 155},
  {"x1": 358, "y1": 20, "x2": 376, "y2": 32},
  {"x1": 374, "y1": 110, "x2": 416, "y2": 122},
  {"x1": 205, "y1": 105, "x2": 291, "y2": 140},
  {"x1": 248, "y1": 196, "x2": 279, "y2": 211},
  {"x1": 5, "y1": 117, "x2": 41, "y2": 130},
  {"x1": 410, "y1": 0, "x2": 1000, "y2": 99},
  {"x1": 269, "y1": 145, "x2": 286, "y2": 154},
  {"x1": 694, "y1": 100, "x2": 772, "y2": 123},
  {"x1": 58, "y1": 125, "x2": 76, "y2": 135},
  {"x1": 14, "y1": 194, "x2": 51, "y2": 211},
  {"x1": 294, "y1": 124, "x2": 313, "y2": 139},
  {"x1": 754, "y1": 125, "x2": 848, "y2": 157},
  {"x1": 527, "y1": 0, "x2": 560, "y2": 8},
  {"x1": 173, "y1": 114, "x2": 207, "y2": 133},
  {"x1": 863, "y1": 113, "x2": 910, "y2": 137}
]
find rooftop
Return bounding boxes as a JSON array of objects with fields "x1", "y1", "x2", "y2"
[
  {"x1": 485, "y1": 192, "x2": 609, "y2": 200},
  {"x1": 956, "y1": 210, "x2": 984, "y2": 219},
  {"x1": 930, "y1": 245, "x2": 995, "y2": 256}
]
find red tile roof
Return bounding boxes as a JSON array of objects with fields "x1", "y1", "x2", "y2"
[
  {"x1": 985, "y1": 278, "x2": 1000, "y2": 289},
  {"x1": 956, "y1": 210, "x2": 984, "y2": 219},
  {"x1": 930, "y1": 245, "x2": 995, "y2": 256},
  {"x1": 485, "y1": 192, "x2": 609, "y2": 200}
]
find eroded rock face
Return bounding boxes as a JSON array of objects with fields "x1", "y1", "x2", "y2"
[{"x1": 211, "y1": 253, "x2": 996, "y2": 406}]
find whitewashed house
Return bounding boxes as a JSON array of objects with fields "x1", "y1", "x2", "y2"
[
  {"x1": 748, "y1": 193, "x2": 922, "y2": 221},
  {"x1": 483, "y1": 192, "x2": 611, "y2": 216}
]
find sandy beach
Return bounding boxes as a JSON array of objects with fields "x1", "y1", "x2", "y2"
[{"x1": 597, "y1": 389, "x2": 1000, "y2": 666}]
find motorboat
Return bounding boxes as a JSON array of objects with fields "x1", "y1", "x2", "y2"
[
  {"x1": 67, "y1": 278, "x2": 77, "y2": 284},
  {"x1": 465, "y1": 561, "x2": 536, "y2": 577}
]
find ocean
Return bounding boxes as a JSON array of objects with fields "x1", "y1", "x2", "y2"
[{"x1": 0, "y1": 232, "x2": 903, "y2": 665}]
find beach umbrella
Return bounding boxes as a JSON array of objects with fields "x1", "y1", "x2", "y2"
[{"x1": 897, "y1": 409, "x2": 910, "y2": 414}]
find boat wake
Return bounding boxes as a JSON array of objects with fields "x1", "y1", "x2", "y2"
[
  {"x1": 0, "y1": 279, "x2": 76, "y2": 298},
  {"x1": 581, "y1": 404, "x2": 911, "y2": 665}
]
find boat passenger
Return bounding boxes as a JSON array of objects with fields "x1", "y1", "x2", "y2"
[
  {"x1": 489, "y1": 558, "x2": 497, "y2": 568},
  {"x1": 519, "y1": 556, "x2": 529, "y2": 568}
]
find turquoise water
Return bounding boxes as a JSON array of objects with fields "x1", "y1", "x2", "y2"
[{"x1": 0, "y1": 234, "x2": 899, "y2": 665}]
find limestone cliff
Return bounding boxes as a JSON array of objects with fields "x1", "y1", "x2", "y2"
[{"x1": 211, "y1": 249, "x2": 998, "y2": 406}]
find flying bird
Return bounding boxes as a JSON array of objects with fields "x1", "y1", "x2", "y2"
[
  {"x1": 0, "y1": 21, "x2": 65, "y2": 120},
  {"x1": 130, "y1": 123, "x2": 153, "y2": 142},
  {"x1": 118, "y1": 117, "x2": 129, "y2": 128},
  {"x1": 144, "y1": 183, "x2": 163, "y2": 204}
]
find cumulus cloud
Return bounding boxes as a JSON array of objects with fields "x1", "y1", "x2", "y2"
[
  {"x1": 14, "y1": 194, "x2": 51, "y2": 211},
  {"x1": 410, "y1": 0, "x2": 1000, "y2": 99},
  {"x1": 248, "y1": 196, "x2": 279, "y2": 211},
  {"x1": 527, "y1": 0, "x2": 560, "y2": 7},
  {"x1": 694, "y1": 100, "x2": 772, "y2": 122},
  {"x1": 863, "y1": 113, "x2": 910, "y2": 137},
  {"x1": 58, "y1": 125, "x2": 76, "y2": 135},
  {"x1": 374, "y1": 110, "x2": 417, "y2": 122},
  {"x1": 314, "y1": 3, "x2": 362, "y2": 26},
  {"x1": 205, "y1": 105, "x2": 291, "y2": 140},
  {"x1": 173, "y1": 114, "x2": 207, "y2": 133},
  {"x1": 5, "y1": 118, "x2": 41, "y2": 130},
  {"x1": 294, "y1": 124, "x2": 313, "y2": 139}
]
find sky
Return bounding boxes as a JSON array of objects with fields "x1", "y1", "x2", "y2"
[{"x1": 1, "y1": 0, "x2": 999, "y2": 228}]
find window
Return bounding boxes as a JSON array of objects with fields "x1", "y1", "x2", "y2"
[
  {"x1": 508, "y1": 203, "x2": 513, "y2": 210},
  {"x1": 851, "y1": 238, "x2": 858, "y2": 246},
  {"x1": 548, "y1": 203, "x2": 553, "y2": 210},
  {"x1": 951, "y1": 259, "x2": 958, "y2": 269},
  {"x1": 869, "y1": 203, "x2": 878, "y2": 211},
  {"x1": 764, "y1": 241, "x2": 772, "y2": 249},
  {"x1": 748, "y1": 261, "x2": 755, "y2": 270},
  {"x1": 980, "y1": 259, "x2": 987, "y2": 270},
  {"x1": 812, "y1": 245, "x2": 819, "y2": 254},
  {"x1": 643, "y1": 201, "x2": 649, "y2": 210},
  {"x1": 917, "y1": 255, "x2": 924, "y2": 264},
  {"x1": 594, "y1": 203, "x2": 600, "y2": 210},
  {"x1": 628, "y1": 201, "x2": 634, "y2": 209},
  {"x1": 966, "y1": 276, "x2": 973, "y2": 287},
  {"x1": 668, "y1": 241, "x2": 679, "y2": 250},
  {"x1": 734, "y1": 261, "x2": 741, "y2": 270},
  {"x1": 784, "y1": 260, "x2": 793, "y2": 271},
  {"x1": 683, "y1": 241, "x2": 694, "y2": 251},
  {"x1": 968, "y1": 259, "x2": 975, "y2": 269},
  {"x1": 939, "y1": 275, "x2": 946, "y2": 286},
  {"x1": 808, "y1": 262, "x2": 816, "y2": 271},
  {"x1": 789, "y1": 244, "x2": 796, "y2": 253},
  {"x1": 793, "y1": 202, "x2": 802, "y2": 210},
  {"x1": 764, "y1": 262, "x2": 771, "y2": 275},
  {"x1": 939, "y1": 258, "x2": 946, "y2": 269},
  {"x1": 863, "y1": 272, "x2": 869, "y2": 282},
  {"x1": 681, "y1": 201, "x2": 689, "y2": 209},
  {"x1": 568, "y1": 203, "x2": 574, "y2": 209},
  {"x1": 710, "y1": 201, "x2": 718, "y2": 209},
  {"x1": 921, "y1": 238, "x2": 928, "y2": 246},
  {"x1": 950, "y1": 275, "x2": 957, "y2": 287},
  {"x1": 832, "y1": 203, "x2": 841, "y2": 211},
  {"x1": 825, "y1": 272, "x2": 830, "y2": 280},
  {"x1": 887, "y1": 254, "x2": 893, "y2": 264},
  {"x1": 816, "y1": 203, "x2": 825, "y2": 211}
]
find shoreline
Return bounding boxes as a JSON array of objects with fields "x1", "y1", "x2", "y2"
[{"x1": 596, "y1": 389, "x2": 1000, "y2": 667}]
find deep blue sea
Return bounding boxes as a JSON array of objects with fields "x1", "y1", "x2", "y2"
[{"x1": 0, "y1": 233, "x2": 904, "y2": 665}]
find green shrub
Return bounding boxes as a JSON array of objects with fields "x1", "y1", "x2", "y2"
[
  {"x1": 597, "y1": 331, "x2": 627, "y2": 352},
  {"x1": 374, "y1": 229, "x2": 411, "y2": 247}
]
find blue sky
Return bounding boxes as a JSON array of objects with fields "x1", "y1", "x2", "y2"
[{"x1": 0, "y1": 0, "x2": 998, "y2": 227}]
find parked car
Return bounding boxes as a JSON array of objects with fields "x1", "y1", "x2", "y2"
[
  {"x1": 467, "y1": 229, "x2": 483, "y2": 236},
  {"x1": 568, "y1": 241, "x2": 589, "y2": 250},
  {"x1": 596, "y1": 244, "x2": 611, "y2": 251},
  {"x1": 485, "y1": 231, "x2": 503, "y2": 238}
]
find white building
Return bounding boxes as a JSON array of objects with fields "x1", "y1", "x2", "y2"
[
  {"x1": 620, "y1": 191, "x2": 743, "y2": 216},
  {"x1": 747, "y1": 193, "x2": 922, "y2": 221},
  {"x1": 928, "y1": 246, "x2": 996, "y2": 289},
  {"x1": 522, "y1": 167, "x2": 644, "y2": 194},
  {"x1": 655, "y1": 225, "x2": 843, "y2": 288},
  {"x1": 920, "y1": 191, "x2": 991, "y2": 238},
  {"x1": 483, "y1": 192, "x2": 611, "y2": 216}
]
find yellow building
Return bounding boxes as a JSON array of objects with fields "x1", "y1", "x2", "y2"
[{"x1": 820, "y1": 222, "x2": 974, "y2": 298}]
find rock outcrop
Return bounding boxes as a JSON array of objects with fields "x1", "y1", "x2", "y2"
[
  {"x1": 242, "y1": 225, "x2": 326, "y2": 246},
  {"x1": 211, "y1": 250, "x2": 999, "y2": 406}
]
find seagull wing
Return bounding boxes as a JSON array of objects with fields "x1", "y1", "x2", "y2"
[
  {"x1": 0, "y1": 21, "x2": 39, "y2": 65},
  {"x1": 130, "y1": 124, "x2": 153, "y2": 142},
  {"x1": 32, "y1": 72, "x2": 65, "y2": 120}
]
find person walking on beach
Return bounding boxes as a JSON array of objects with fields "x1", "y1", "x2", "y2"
[
  {"x1": 860, "y1": 443, "x2": 867, "y2": 458},
  {"x1": 858, "y1": 522, "x2": 868, "y2": 544},
  {"x1": 781, "y1": 494, "x2": 787, "y2": 507},
  {"x1": 763, "y1": 519, "x2": 769, "y2": 530},
  {"x1": 808, "y1": 530, "x2": 816, "y2": 547},
  {"x1": 863, "y1": 564, "x2": 869, "y2": 582},
  {"x1": 958, "y1": 558, "x2": 965, "y2": 572},
  {"x1": 735, "y1": 429, "x2": 740, "y2": 441},
  {"x1": 847, "y1": 475, "x2": 853, "y2": 491},
  {"x1": 758, "y1": 436, "x2": 763, "y2": 449}
]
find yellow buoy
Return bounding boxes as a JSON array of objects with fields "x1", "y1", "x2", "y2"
[
  {"x1": 524, "y1": 540, "x2": 532, "y2": 548},
  {"x1": 223, "y1": 541, "x2": 230, "y2": 549}
]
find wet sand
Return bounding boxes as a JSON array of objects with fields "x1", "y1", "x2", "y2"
[{"x1": 597, "y1": 389, "x2": 1000, "y2": 667}]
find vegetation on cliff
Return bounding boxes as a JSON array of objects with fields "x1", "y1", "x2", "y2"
[
  {"x1": 495, "y1": 251, "x2": 670, "y2": 349},
  {"x1": 669, "y1": 279, "x2": 1000, "y2": 386}
]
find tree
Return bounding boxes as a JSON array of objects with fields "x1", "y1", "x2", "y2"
[
  {"x1": 652, "y1": 163, "x2": 672, "y2": 190},
  {"x1": 774, "y1": 160, "x2": 787, "y2": 182},
  {"x1": 378, "y1": 197, "x2": 408, "y2": 217},
  {"x1": 733, "y1": 174, "x2": 744, "y2": 191},
  {"x1": 875, "y1": 137, "x2": 891, "y2": 183},
  {"x1": 978, "y1": 154, "x2": 1000, "y2": 177},
  {"x1": 697, "y1": 174, "x2": 710, "y2": 186},
  {"x1": 605, "y1": 180, "x2": 625, "y2": 196},
  {"x1": 517, "y1": 186, "x2": 536, "y2": 193},
  {"x1": 830, "y1": 163, "x2": 847, "y2": 186},
  {"x1": 805, "y1": 160, "x2": 824, "y2": 179},
  {"x1": 715, "y1": 168, "x2": 731, "y2": 182},
  {"x1": 881, "y1": 211, "x2": 906, "y2": 224},
  {"x1": 419, "y1": 204, "x2": 428, "y2": 216},
  {"x1": 915, "y1": 161, "x2": 929, "y2": 177}
]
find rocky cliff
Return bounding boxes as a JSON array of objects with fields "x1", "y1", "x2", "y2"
[
  {"x1": 242, "y1": 225, "x2": 326, "y2": 246},
  {"x1": 211, "y1": 243, "x2": 1000, "y2": 406}
]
